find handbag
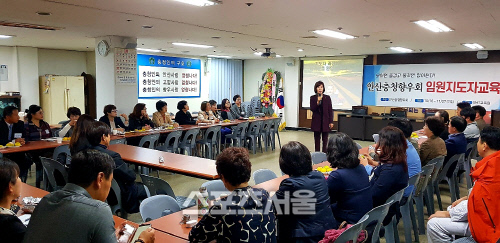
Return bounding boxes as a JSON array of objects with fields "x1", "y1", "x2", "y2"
[{"x1": 319, "y1": 221, "x2": 367, "y2": 243}]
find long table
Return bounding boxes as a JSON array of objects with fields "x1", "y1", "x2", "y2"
[{"x1": 108, "y1": 144, "x2": 219, "y2": 180}]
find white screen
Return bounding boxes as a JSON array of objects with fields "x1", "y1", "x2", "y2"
[{"x1": 302, "y1": 59, "x2": 364, "y2": 109}]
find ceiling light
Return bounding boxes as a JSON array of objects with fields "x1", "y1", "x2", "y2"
[
  {"x1": 462, "y1": 43, "x2": 484, "y2": 49},
  {"x1": 312, "y1": 29, "x2": 357, "y2": 39},
  {"x1": 0, "y1": 35, "x2": 14, "y2": 39},
  {"x1": 297, "y1": 49, "x2": 304, "y2": 52},
  {"x1": 254, "y1": 52, "x2": 263, "y2": 56},
  {"x1": 414, "y1": 20, "x2": 453, "y2": 32},
  {"x1": 172, "y1": 42, "x2": 213, "y2": 48},
  {"x1": 207, "y1": 55, "x2": 231, "y2": 58},
  {"x1": 276, "y1": 55, "x2": 282, "y2": 58},
  {"x1": 136, "y1": 48, "x2": 162, "y2": 53},
  {"x1": 389, "y1": 47, "x2": 413, "y2": 53},
  {"x1": 174, "y1": 0, "x2": 221, "y2": 7}
]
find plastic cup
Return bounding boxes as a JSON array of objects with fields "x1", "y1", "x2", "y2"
[
  {"x1": 112, "y1": 130, "x2": 118, "y2": 135},
  {"x1": 56, "y1": 137, "x2": 63, "y2": 143}
]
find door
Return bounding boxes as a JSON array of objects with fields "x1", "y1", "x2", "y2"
[{"x1": 65, "y1": 76, "x2": 85, "y2": 113}]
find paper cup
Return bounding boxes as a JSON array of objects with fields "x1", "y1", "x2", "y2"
[
  {"x1": 56, "y1": 137, "x2": 63, "y2": 143},
  {"x1": 112, "y1": 130, "x2": 118, "y2": 135}
]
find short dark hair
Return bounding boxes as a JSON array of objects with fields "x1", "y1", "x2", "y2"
[
  {"x1": 177, "y1": 100, "x2": 188, "y2": 111},
  {"x1": 26, "y1": 105, "x2": 42, "y2": 121},
  {"x1": 68, "y1": 150, "x2": 115, "y2": 188},
  {"x1": 326, "y1": 133, "x2": 360, "y2": 169},
  {"x1": 3, "y1": 106, "x2": 18, "y2": 119},
  {"x1": 377, "y1": 126, "x2": 408, "y2": 171},
  {"x1": 472, "y1": 105, "x2": 486, "y2": 117},
  {"x1": 480, "y1": 126, "x2": 500, "y2": 151},
  {"x1": 215, "y1": 147, "x2": 251, "y2": 186},
  {"x1": 457, "y1": 102, "x2": 471, "y2": 109},
  {"x1": 66, "y1": 107, "x2": 81, "y2": 118},
  {"x1": 103, "y1": 104, "x2": 116, "y2": 115},
  {"x1": 88, "y1": 121, "x2": 111, "y2": 146},
  {"x1": 156, "y1": 100, "x2": 167, "y2": 112},
  {"x1": 279, "y1": 141, "x2": 313, "y2": 177},
  {"x1": 314, "y1": 81, "x2": 325, "y2": 94},
  {"x1": 425, "y1": 116, "x2": 446, "y2": 136},
  {"x1": 0, "y1": 158, "x2": 20, "y2": 201},
  {"x1": 200, "y1": 101, "x2": 208, "y2": 112},
  {"x1": 460, "y1": 107, "x2": 476, "y2": 121},
  {"x1": 130, "y1": 103, "x2": 146, "y2": 119},
  {"x1": 232, "y1": 95, "x2": 241, "y2": 102},
  {"x1": 209, "y1": 100, "x2": 217, "y2": 106},
  {"x1": 436, "y1": 110, "x2": 450, "y2": 124},
  {"x1": 388, "y1": 118, "x2": 413, "y2": 138},
  {"x1": 449, "y1": 116, "x2": 467, "y2": 133}
]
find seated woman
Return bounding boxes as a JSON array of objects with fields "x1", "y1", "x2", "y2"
[
  {"x1": 69, "y1": 115, "x2": 96, "y2": 155},
  {"x1": 209, "y1": 100, "x2": 219, "y2": 119},
  {"x1": 419, "y1": 116, "x2": 447, "y2": 166},
  {"x1": 128, "y1": 103, "x2": 155, "y2": 131},
  {"x1": 58, "y1": 107, "x2": 81, "y2": 138},
  {"x1": 152, "y1": 100, "x2": 178, "y2": 128},
  {"x1": 230, "y1": 94, "x2": 246, "y2": 119},
  {"x1": 435, "y1": 110, "x2": 450, "y2": 141},
  {"x1": 174, "y1": 100, "x2": 200, "y2": 125},
  {"x1": 0, "y1": 158, "x2": 26, "y2": 243},
  {"x1": 220, "y1": 98, "x2": 232, "y2": 120},
  {"x1": 24, "y1": 105, "x2": 52, "y2": 188},
  {"x1": 189, "y1": 147, "x2": 277, "y2": 242},
  {"x1": 362, "y1": 126, "x2": 409, "y2": 226},
  {"x1": 276, "y1": 141, "x2": 336, "y2": 243},
  {"x1": 99, "y1": 104, "x2": 129, "y2": 131},
  {"x1": 197, "y1": 101, "x2": 219, "y2": 124},
  {"x1": 325, "y1": 133, "x2": 372, "y2": 226}
]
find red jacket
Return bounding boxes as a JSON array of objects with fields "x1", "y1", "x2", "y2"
[{"x1": 468, "y1": 150, "x2": 500, "y2": 242}]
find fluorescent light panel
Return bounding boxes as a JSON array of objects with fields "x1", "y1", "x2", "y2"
[
  {"x1": 0, "y1": 35, "x2": 14, "y2": 39},
  {"x1": 174, "y1": 0, "x2": 218, "y2": 7},
  {"x1": 207, "y1": 55, "x2": 231, "y2": 58},
  {"x1": 136, "y1": 48, "x2": 162, "y2": 53},
  {"x1": 297, "y1": 49, "x2": 304, "y2": 52},
  {"x1": 462, "y1": 43, "x2": 484, "y2": 49},
  {"x1": 172, "y1": 42, "x2": 213, "y2": 48},
  {"x1": 312, "y1": 29, "x2": 356, "y2": 39},
  {"x1": 254, "y1": 52, "x2": 263, "y2": 56},
  {"x1": 414, "y1": 20, "x2": 453, "y2": 32},
  {"x1": 389, "y1": 47, "x2": 413, "y2": 53}
]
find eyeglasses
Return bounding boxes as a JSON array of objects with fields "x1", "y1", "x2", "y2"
[{"x1": 111, "y1": 110, "x2": 117, "y2": 112}]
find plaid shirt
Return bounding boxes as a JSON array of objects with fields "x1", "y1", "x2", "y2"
[{"x1": 24, "y1": 120, "x2": 52, "y2": 141}]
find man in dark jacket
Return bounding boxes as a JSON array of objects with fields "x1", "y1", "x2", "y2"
[
  {"x1": 0, "y1": 106, "x2": 30, "y2": 181},
  {"x1": 444, "y1": 116, "x2": 468, "y2": 177},
  {"x1": 87, "y1": 121, "x2": 147, "y2": 213}
]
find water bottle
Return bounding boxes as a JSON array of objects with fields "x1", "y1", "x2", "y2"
[{"x1": 197, "y1": 187, "x2": 209, "y2": 217}]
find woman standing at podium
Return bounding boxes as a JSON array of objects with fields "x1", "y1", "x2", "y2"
[{"x1": 310, "y1": 81, "x2": 333, "y2": 152}]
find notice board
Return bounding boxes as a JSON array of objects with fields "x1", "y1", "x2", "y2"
[{"x1": 137, "y1": 54, "x2": 201, "y2": 98}]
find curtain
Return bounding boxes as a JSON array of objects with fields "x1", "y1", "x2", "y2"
[{"x1": 209, "y1": 58, "x2": 243, "y2": 104}]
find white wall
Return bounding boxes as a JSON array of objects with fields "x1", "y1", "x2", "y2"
[
  {"x1": 17, "y1": 47, "x2": 39, "y2": 109},
  {"x1": 0, "y1": 46, "x2": 19, "y2": 93},
  {"x1": 243, "y1": 57, "x2": 300, "y2": 127},
  {"x1": 38, "y1": 49, "x2": 88, "y2": 76}
]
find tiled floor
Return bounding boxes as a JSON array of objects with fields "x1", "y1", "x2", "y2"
[{"x1": 26, "y1": 130, "x2": 469, "y2": 243}]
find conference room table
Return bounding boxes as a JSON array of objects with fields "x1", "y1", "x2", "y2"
[
  {"x1": 18, "y1": 183, "x2": 187, "y2": 242},
  {"x1": 108, "y1": 144, "x2": 219, "y2": 180}
]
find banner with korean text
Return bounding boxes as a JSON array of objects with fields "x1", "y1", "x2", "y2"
[
  {"x1": 137, "y1": 54, "x2": 201, "y2": 98},
  {"x1": 363, "y1": 64, "x2": 500, "y2": 110}
]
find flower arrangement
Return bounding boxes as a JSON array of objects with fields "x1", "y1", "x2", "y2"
[{"x1": 259, "y1": 69, "x2": 281, "y2": 116}]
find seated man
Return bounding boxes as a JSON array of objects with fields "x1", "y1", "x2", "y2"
[
  {"x1": 460, "y1": 107, "x2": 480, "y2": 142},
  {"x1": 24, "y1": 150, "x2": 155, "y2": 243},
  {"x1": 58, "y1": 106, "x2": 81, "y2": 138},
  {"x1": 0, "y1": 106, "x2": 29, "y2": 181},
  {"x1": 471, "y1": 105, "x2": 487, "y2": 131},
  {"x1": 87, "y1": 121, "x2": 148, "y2": 214},
  {"x1": 427, "y1": 196, "x2": 470, "y2": 243},
  {"x1": 443, "y1": 116, "x2": 467, "y2": 177}
]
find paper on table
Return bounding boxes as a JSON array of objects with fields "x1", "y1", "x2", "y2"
[{"x1": 18, "y1": 214, "x2": 31, "y2": 226}]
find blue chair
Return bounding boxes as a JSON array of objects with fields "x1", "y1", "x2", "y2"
[
  {"x1": 269, "y1": 117, "x2": 282, "y2": 150},
  {"x1": 414, "y1": 163, "x2": 435, "y2": 235},
  {"x1": 40, "y1": 157, "x2": 68, "y2": 192},
  {"x1": 139, "y1": 195, "x2": 181, "y2": 222},
  {"x1": 196, "y1": 126, "x2": 221, "y2": 159},
  {"x1": 258, "y1": 119, "x2": 273, "y2": 152},
  {"x1": 225, "y1": 122, "x2": 248, "y2": 147},
  {"x1": 311, "y1": 152, "x2": 327, "y2": 165},
  {"x1": 245, "y1": 120, "x2": 263, "y2": 154},
  {"x1": 178, "y1": 128, "x2": 200, "y2": 156},
  {"x1": 109, "y1": 178, "x2": 127, "y2": 219},
  {"x1": 425, "y1": 156, "x2": 445, "y2": 215},
  {"x1": 356, "y1": 143, "x2": 363, "y2": 149},
  {"x1": 156, "y1": 131, "x2": 182, "y2": 153},
  {"x1": 362, "y1": 201, "x2": 393, "y2": 243},
  {"x1": 383, "y1": 187, "x2": 407, "y2": 243},
  {"x1": 334, "y1": 214, "x2": 370, "y2": 243},
  {"x1": 138, "y1": 133, "x2": 160, "y2": 149},
  {"x1": 201, "y1": 180, "x2": 229, "y2": 200},
  {"x1": 253, "y1": 169, "x2": 277, "y2": 185},
  {"x1": 140, "y1": 174, "x2": 196, "y2": 210},
  {"x1": 434, "y1": 153, "x2": 465, "y2": 210},
  {"x1": 400, "y1": 172, "x2": 421, "y2": 243},
  {"x1": 53, "y1": 144, "x2": 71, "y2": 165},
  {"x1": 110, "y1": 138, "x2": 127, "y2": 145}
]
